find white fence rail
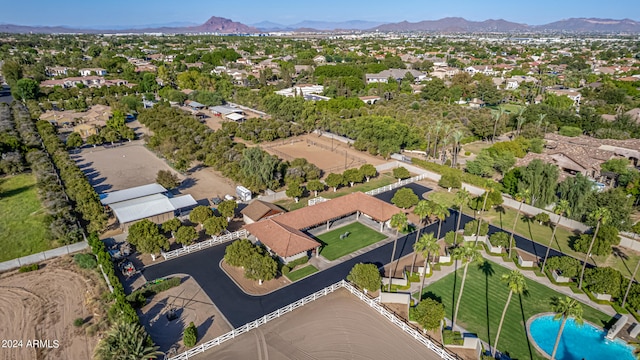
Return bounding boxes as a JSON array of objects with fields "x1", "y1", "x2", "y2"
[
  {"x1": 168, "y1": 280, "x2": 460, "y2": 360},
  {"x1": 161, "y1": 229, "x2": 247, "y2": 261},
  {"x1": 365, "y1": 173, "x2": 428, "y2": 196}
]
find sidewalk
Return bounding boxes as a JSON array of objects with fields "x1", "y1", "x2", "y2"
[{"x1": 480, "y1": 252, "x2": 617, "y2": 317}]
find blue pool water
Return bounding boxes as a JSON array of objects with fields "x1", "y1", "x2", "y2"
[{"x1": 529, "y1": 315, "x2": 635, "y2": 360}]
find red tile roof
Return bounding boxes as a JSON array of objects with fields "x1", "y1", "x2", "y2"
[{"x1": 245, "y1": 192, "x2": 399, "y2": 258}]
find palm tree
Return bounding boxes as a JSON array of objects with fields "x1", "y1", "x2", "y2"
[
  {"x1": 453, "y1": 188, "x2": 471, "y2": 245},
  {"x1": 492, "y1": 107, "x2": 505, "y2": 142},
  {"x1": 550, "y1": 296, "x2": 584, "y2": 360},
  {"x1": 94, "y1": 321, "x2": 161, "y2": 360},
  {"x1": 388, "y1": 212, "x2": 408, "y2": 287},
  {"x1": 541, "y1": 200, "x2": 570, "y2": 275},
  {"x1": 622, "y1": 258, "x2": 640, "y2": 308},
  {"x1": 578, "y1": 207, "x2": 611, "y2": 290},
  {"x1": 432, "y1": 120, "x2": 443, "y2": 159},
  {"x1": 413, "y1": 200, "x2": 432, "y2": 227},
  {"x1": 492, "y1": 270, "x2": 527, "y2": 357},
  {"x1": 416, "y1": 233, "x2": 440, "y2": 303},
  {"x1": 476, "y1": 182, "x2": 495, "y2": 245},
  {"x1": 516, "y1": 115, "x2": 526, "y2": 136},
  {"x1": 508, "y1": 188, "x2": 531, "y2": 258},
  {"x1": 411, "y1": 200, "x2": 433, "y2": 272},
  {"x1": 451, "y1": 129, "x2": 464, "y2": 167},
  {"x1": 433, "y1": 202, "x2": 450, "y2": 242},
  {"x1": 451, "y1": 242, "x2": 481, "y2": 330}
]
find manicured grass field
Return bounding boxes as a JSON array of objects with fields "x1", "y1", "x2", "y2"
[
  {"x1": 286, "y1": 265, "x2": 318, "y2": 281},
  {"x1": 422, "y1": 260, "x2": 612, "y2": 360},
  {"x1": 317, "y1": 222, "x2": 387, "y2": 261},
  {"x1": 0, "y1": 174, "x2": 51, "y2": 261}
]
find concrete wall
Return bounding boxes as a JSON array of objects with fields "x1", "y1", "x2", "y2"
[
  {"x1": 0, "y1": 241, "x2": 89, "y2": 272},
  {"x1": 380, "y1": 292, "x2": 411, "y2": 305},
  {"x1": 382, "y1": 277, "x2": 408, "y2": 286}
]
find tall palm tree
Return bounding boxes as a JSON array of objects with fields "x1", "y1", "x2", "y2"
[
  {"x1": 541, "y1": 200, "x2": 571, "y2": 275},
  {"x1": 451, "y1": 129, "x2": 464, "y2": 167},
  {"x1": 432, "y1": 120, "x2": 443, "y2": 159},
  {"x1": 508, "y1": 188, "x2": 531, "y2": 258},
  {"x1": 416, "y1": 233, "x2": 440, "y2": 303},
  {"x1": 433, "y1": 202, "x2": 450, "y2": 242},
  {"x1": 388, "y1": 212, "x2": 408, "y2": 287},
  {"x1": 453, "y1": 188, "x2": 471, "y2": 245},
  {"x1": 550, "y1": 296, "x2": 584, "y2": 360},
  {"x1": 622, "y1": 258, "x2": 640, "y2": 308},
  {"x1": 411, "y1": 200, "x2": 434, "y2": 273},
  {"x1": 578, "y1": 207, "x2": 611, "y2": 290},
  {"x1": 451, "y1": 242, "x2": 481, "y2": 330},
  {"x1": 476, "y1": 182, "x2": 495, "y2": 245},
  {"x1": 516, "y1": 115, "x2": 526, "y2": 136},
  {"x1": 94, "y1": 321, "x2": 161, "y2": 360},
  {"x1": 492, "y1": 107, "x2": 505, "y2": 143},
  {"x1": 492, "y1": 270, "x2": 527, "y2": 357}
]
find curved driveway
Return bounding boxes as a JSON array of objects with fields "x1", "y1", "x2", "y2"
[{"x1": 143, "y1": 205, "x2": 565, "y2": 328}]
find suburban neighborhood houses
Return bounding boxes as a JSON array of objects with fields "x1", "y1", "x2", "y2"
[{"x1": 2, "y1": 5, "x2": 640, "y2": 360}]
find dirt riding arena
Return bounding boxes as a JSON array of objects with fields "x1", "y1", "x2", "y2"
[
  {"x1": 139, "y1": 275, "x2": 232, "y2": 356},
  {"x1": 0, "y1": 256, "x2": 107, "y2": 360},
  {"x1": 263, "y1": 134, "x2": 386, "y2": 176},
  {"x1": 191, "y1": 288, "x2": 441, "y2": 360},
  {"x1": 73, "y1": 142, "x2": 181, "y2": 193}
]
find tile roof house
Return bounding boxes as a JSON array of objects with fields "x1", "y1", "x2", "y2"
[{"x1": 244, "y1": 192, "x2": 399, "y2": 263}]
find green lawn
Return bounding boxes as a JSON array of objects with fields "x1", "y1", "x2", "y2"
[
  {"x1": 422, "y1": 260, "x2": 612, "y2": 360},
  {"x1": 275, "y1": 173, "x2": 395, "y2": 211},
  {"x1": 286, "y1": 265, "x2": 318, "y2": 281},
  {"x1": 317, "y1": 222, "x2": 387, "y2": 261},
  {"x1": 0, "y1": 174, "x2": 52, "y2": 261},
  {"x1": 428, "y1": 189, "x2": 640, "y2": 282}
]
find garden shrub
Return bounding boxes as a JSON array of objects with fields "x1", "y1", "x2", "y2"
[
  {"x1": 74, "y1": 253, "x2": 97, "y2": 269},
  {"x1": 19, "y1": 264, "x2": 39, "y2": 272},
  {"x1": 287, "y1": 257, "x2": 309, "y2": 269},
  {"x1": 545, "y1": 256, "x2": 580, "y2": 278},
  {"x1": 489, "y1": 232, "x2": 509, "y2": 248},
  {"x1": 183, "y1": 322, "x2": 198, "y2": 347}
]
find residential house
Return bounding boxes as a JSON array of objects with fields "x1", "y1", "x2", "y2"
[
  {"x1": 464, "y1": 65, "x2": 498, "y2": 76},
  {"x1": 46, "y1": 66, "x2": 71, "y2": 77},
  {"x1": 546, "y1": 88, "x2": 581, "y2": 108},
  {"x1": 79, "y1": 68, "x2": 107, "y2": 77},
  {"x1": 313, "y1": 55, "x2": 326, "y2": 64},
  {"x1": 365, "y1": 69, "x2": 427, "y2": 84}
]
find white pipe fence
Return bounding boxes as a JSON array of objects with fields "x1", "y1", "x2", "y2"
[
  {"x1": 167, "y1": 280, "x2": 460, "y2": 360},
  {"x1": 365, "y1": 173, "x2": 428, "y2": 196},
  {"x1": 161, "y1": 229, "x2": 247, "y2": 261}
]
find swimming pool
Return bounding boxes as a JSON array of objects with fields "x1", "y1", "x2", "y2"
[{"x1": 529, "y1": 315, "x2": 635, "y2": 360}]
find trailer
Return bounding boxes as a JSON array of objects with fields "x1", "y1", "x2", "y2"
[{"x1": 236, "y1": 185, "x2": 252, "y2": 202}]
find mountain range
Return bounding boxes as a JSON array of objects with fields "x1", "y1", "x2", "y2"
[{"x1": 0, "y1": 16, "x2": 639, "y2": 34}]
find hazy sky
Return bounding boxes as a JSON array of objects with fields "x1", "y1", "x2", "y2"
[{"x1": 1, "y1": 0, "x2": 638, "y2": 27}]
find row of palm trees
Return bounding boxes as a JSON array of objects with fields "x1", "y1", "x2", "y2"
[
  {"x1": 474, "y1": 181, "x2": 614, "y2": 294},
  {"x1": 398, "y1": 184, "x2": 619, "y2": 359}
]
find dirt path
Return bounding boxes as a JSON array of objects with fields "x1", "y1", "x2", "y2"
[{"x1": 0, "y1": 256, "x2": 106, "y2": 360}]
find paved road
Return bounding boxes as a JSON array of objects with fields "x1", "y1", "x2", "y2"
[
  {"x1": 143, "y1": 185, "x2": 570, "y2": 328},
  {"x1": 373, "y1": 182, "x2": 432, "y2": 203}
]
